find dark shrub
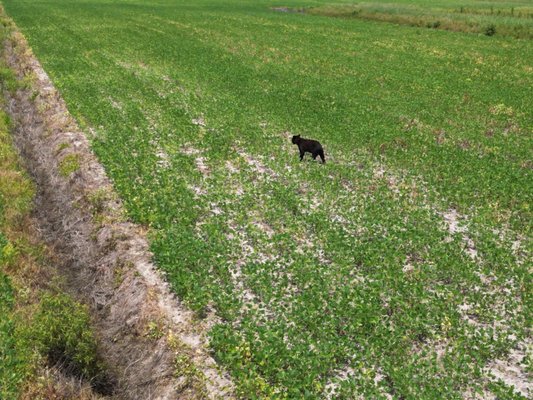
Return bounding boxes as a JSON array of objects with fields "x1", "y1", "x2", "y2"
[{"x1": 484, "y1": 24, "x2": 496, "y2": 36}]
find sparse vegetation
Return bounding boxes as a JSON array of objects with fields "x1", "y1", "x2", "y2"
[
  {"x1": 145, "y1": 320, "x2": 165, "y2": 340},
  {"x1": 2, "y1": 0, "x2": 531, "y2": 398},
  {"x1": 174, "y1": 354, "x2": 208, "y2": 396},
  {"x1": 86, "y1": 188, "x2": 117, "y2": 226}
]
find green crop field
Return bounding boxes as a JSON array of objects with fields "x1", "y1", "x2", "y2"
[{"x1": 2, "y1": 0, "x2": 531, "y2": 398}]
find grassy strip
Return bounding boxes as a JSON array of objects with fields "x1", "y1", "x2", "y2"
[
  {"x1": 0, "y1": 59, "x2": 107, "y2": 400},
  {"x1": 305, "y1": 1, "x2": 533, "y2": 39}
]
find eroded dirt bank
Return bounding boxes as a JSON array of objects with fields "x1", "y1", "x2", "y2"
[{"x1": 1, "y1": 10, "x2": 233, "y2": 400}]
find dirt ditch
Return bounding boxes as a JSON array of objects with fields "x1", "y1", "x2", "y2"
[{"x1": 1, "y1": 12, "x2": 233, "y2": 400}]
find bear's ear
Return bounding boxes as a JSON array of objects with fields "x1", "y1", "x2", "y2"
[{"x1": 295, "y1": 134, "x2": 300, "y2": 137}]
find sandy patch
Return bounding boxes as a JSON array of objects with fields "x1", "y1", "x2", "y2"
[
  {"x1": 195, "y1": 156, "x2": 210, "y2": 176},
  {"x1": 441, "y1": 209, "x2": 479, "y2": 260},
  {"x1": 225, "y1": 160, "x2": 239, "y2": 174},
  {"x1": 155, "y1": 147, "x2": 170, "y2": 169},
  {"x1": 191, "y1": 116, "x2": 206, "y2": 127},
  {"x1": 188, "y1": 184, "x2": 207, "y2": 197},
  {"x1": 236, "y1": 148, "x2": 279, "y2": 179},
  {"x1": 180, "y1": 144, "x2": 202, "y2": 155},
  {"x1": 486, "y1": 339, "x2": 532, "y2": 398},
  {"x1": 108, "y1": 96, "x2": 123, "y2": 111}
]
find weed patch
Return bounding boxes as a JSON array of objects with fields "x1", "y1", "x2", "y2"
[{"x1": 58, "y1": 153, "x2": 81, "y2": 177}]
